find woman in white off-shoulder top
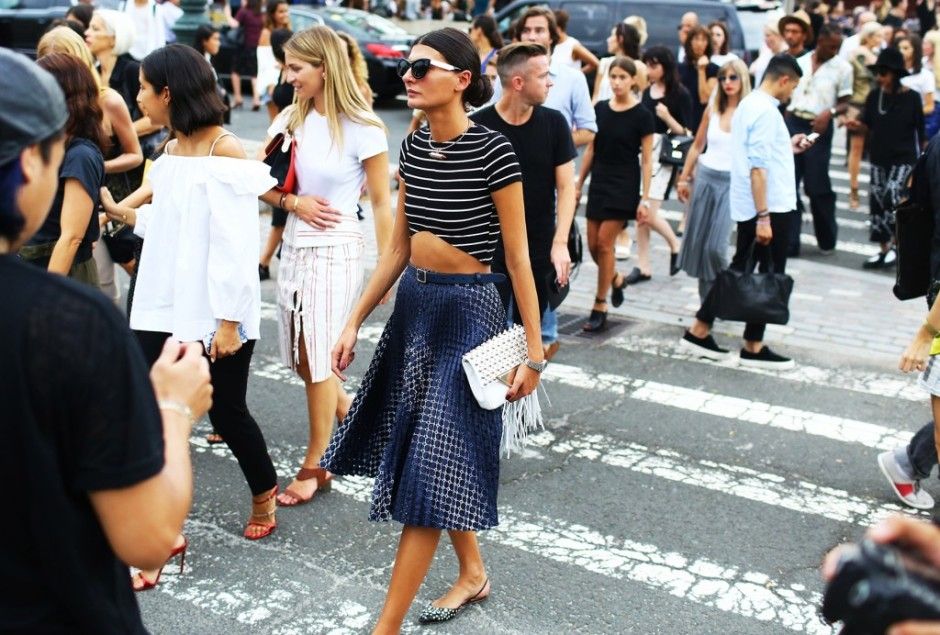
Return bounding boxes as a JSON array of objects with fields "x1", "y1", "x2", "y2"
[{"x1": 102, "y1": 45, "x2": 281, "y2": 571}]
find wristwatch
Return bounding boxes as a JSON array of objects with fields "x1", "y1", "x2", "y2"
[
  {"x1": 829, "y1": 106, "x2": 838, "y2": 117},
  {"x1": 524, "y1": 358, "x2": 548, "y2": 373}
]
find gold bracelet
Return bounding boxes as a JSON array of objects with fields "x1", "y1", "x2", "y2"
[
  {"x1": 925, "y1": 321, "x2": 940, "y2": 338},
  {"x1": 158, "y1": 399, "x2": 194, "y2": 424},
  {"x1": 278, "y1": 192, "x2": 287, "y2": 209},
  {"x1": 292, "y1": 194, "x2": 299, "y2": 212}
]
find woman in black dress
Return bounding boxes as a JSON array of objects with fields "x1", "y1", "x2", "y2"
[
  {"x1": 577, "y1": 57, "x2": 654, "y2": 332},
  {"x1": 846, "y1": 47, "x2": 926, "y2": 269},
  {"x1": 258, "y1": 27, "x2": 294, "y2": 282},
  {"x1": 625, "y1": 46, "x2": 689, "y2": 284}
]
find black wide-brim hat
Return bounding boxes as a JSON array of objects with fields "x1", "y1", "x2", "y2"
[{"x1": 868, "y1": 47, "x2": 909, "y2": 78}]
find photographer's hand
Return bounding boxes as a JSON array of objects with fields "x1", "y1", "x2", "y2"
[{"x1": 823, "y1": 516, "x2": 940, "y2": 583}]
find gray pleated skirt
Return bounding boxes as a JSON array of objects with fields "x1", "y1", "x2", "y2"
[{"x1": 676, "y1": 164, "x2": 733, "y2": 282}]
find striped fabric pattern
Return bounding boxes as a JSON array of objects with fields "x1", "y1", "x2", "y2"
[{"x1": 399, "y1": 124, "x2": 522, "y2": 264}]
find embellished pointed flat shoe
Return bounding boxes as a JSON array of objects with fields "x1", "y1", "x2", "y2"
[{"x1": 418, "y1": 579, "x2": 490, "y2": 625}]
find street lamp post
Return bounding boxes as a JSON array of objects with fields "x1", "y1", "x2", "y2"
[{"x1": 173, "y1": 0, "x2": 210, "y2": 46}]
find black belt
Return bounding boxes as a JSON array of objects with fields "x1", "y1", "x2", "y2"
[{"x1": 411, "y1": 266, "x2": 505, "y2": 285}]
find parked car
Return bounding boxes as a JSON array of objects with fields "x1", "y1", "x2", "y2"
[
  {"x1": 0, "y1": 0, "x2": 119, "y2": 57},
  {"x1": 214, "y1": 5, "x2": 411, "y2": 100},
  {"x1": 494, "y1": 0, "x2": 748, "y2": 62}
]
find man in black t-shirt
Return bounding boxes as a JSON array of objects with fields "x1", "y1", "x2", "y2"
[
  {"x1": 471, "y1": 42, "x2": 578, "y2": 355},
  {"x1": 0, "y1": 49, "x2": 211, "y2": 633}
]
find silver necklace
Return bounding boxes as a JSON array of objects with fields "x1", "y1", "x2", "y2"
[
  {"x1": 877, "y1": 88, "x2": 889, "y2": 115},
  {"x1": 427, "y1": 121, "x2": 471, "y2": 160}
]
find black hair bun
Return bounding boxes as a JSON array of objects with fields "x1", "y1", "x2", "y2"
[{"x1": 465, "y1": 74, "x2": 493, "y2": 108}]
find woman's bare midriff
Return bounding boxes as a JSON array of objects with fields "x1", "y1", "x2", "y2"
[{"x1": 409, "y1": 231, "x2": 490, "y2": 275}]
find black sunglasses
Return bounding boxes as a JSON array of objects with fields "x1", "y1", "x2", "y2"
[
  {"x1": 396, "y1": 58, "x2": 462, "y2": 80},
  {"x1": 718, "y1": 74, "x2": 740, "y2": 82}
]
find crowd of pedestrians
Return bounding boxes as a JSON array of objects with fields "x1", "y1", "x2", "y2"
[{"x1": 11, "y1": 0, "x2": 940, "y2": 632}]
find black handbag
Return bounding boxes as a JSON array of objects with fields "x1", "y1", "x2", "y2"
[
  {"x1": 568, "y1": 220, "x2": 583, "y2": 270},
  {"x1": 713, "y1": 242, "x2": 795, "y2": 325},
  {"x1": 101, "y1": 221, "x2": 139, "y2": 264},
  {"x1": 659, "y1": 133, "x2": 694, "y2": 166},
  {"x1": 262, "y1": 132, "x2": 296, "y2": 192},
  {"x1": 893, "y1": 153, "x2": 934, "y2": 300}
]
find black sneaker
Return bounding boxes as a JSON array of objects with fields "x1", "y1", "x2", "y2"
[
  {"x1": 259, "y1": 264, "x2": 271, "y2": 281},
  {"x1": 739, "y1": 346, "x2": 794, "y2": 370},
  {"x1": 679, "y1": 330, "x2": 730, "y2": 360}
]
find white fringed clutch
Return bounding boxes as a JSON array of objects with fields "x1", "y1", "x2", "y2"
[{"x1": 461, "y1": 324, "x2": 544, "y2": 457}]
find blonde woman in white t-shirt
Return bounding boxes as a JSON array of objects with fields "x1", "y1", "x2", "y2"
[{"x1": 257, "y1": 26, "x2": 392, "y2": 507}]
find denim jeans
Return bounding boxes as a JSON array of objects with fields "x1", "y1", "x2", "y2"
[
  {"x1": 896, "y1": 421, "x2": 938, "y2": 480},
  {"x1": 505, "y1": 297, "x2": 558, "y2": 345}
]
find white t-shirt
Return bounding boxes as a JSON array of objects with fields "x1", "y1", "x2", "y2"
[
  {"x1": 901, "y1": 67, "x2": 935, "y2": 105},
  {"x1": 269, "y1": 107, "x2": 388, "y2": 248},
  {"x1": 125, "y1": 0, "x2": 166, "y2": 61}
]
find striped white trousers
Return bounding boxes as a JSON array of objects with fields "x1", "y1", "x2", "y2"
[{"x1": 277, "y1": 240, "x2": 365, "y2": 383}]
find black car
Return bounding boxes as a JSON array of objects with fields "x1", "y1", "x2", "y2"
[
  {"x1": 495, "y1": 0, "x2": 748, "y2": 61},
  {"x1": 0, "y1": 0, "x2": 119, "y2": 57},
  {"x1": 214, "y1": 6, "x2": 412, "y2": 100}
]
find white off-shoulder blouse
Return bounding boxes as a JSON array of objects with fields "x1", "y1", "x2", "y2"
[{"x1": 130, "y1": 154, "x2": 276, "y2": 342}]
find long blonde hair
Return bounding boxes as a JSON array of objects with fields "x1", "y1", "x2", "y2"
[
  {"x1": 711, "y1": 58, "x2": 751, "y2": 113},
  {"x1": 37, "y1": 26, "x2": 105, "y2": 94},
  {"x1": 336, "y1": 31, "x2": 370, "y2": 90},
  {"x1": 284, "y1": 26, "x2": 383, "y2": 148}
]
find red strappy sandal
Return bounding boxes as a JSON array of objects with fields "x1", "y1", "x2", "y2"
[
  {"x1": 132, "y1": 536, "x2": 188, "y2": 592},
  {"x1": 244, "y1": 488, "x2": 277, "y2": 541}
]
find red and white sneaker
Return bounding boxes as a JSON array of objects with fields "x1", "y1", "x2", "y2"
[{"x1": 877, "y1": 451, "x2": 935, "y2": 510}]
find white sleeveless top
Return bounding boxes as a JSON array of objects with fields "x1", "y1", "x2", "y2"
[
  {"x1": 698, "y1": 110, "x2": 733, "y2": 172},
  {"x1": 553, "y1": 37, "x2": 581, "y2": 71}
]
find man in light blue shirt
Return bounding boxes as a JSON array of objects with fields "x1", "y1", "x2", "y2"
[
  {"x1": 490, "y1": 7, "x2": 597, "y2": 148},
  {"x1": 681, "y1": 54, "x2": 814, "y2": 369},
  {"x1": 489, "y1": 7, "x2": 597, "y2": 360}
]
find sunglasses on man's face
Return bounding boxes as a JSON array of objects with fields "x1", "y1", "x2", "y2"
[
  {"x1": 396, "y1": 58, "x2": 463, "y2": 80},
  {"x1": 718, "y1": 74, "x2": 740, "y2": 82}
]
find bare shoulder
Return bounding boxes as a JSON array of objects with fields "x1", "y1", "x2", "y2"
[
  {"x1": 211, "y1": 133, "x2": 247, "y2": 159},
  {"x1": 101, "y1": 88, "x2": 129, "y2": 115}
]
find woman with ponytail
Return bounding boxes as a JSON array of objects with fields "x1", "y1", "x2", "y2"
[
  {"x1": 256, "y1": 26, "x2": 392, "y2": 508},
  {"x1": 321, "y1": 27, "x2": 543, "y2": 631}
]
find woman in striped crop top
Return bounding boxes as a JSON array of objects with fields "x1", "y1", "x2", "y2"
[{"x1": 320, "y1": 27, "x2": 544, "y2": 632}]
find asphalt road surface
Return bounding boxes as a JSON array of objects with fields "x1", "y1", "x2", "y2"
[{"x1": 135, "y1": 97, "x2": 930, "y2": 635}]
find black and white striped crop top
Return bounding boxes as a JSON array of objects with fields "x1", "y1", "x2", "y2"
[{"x1": 398, "y1": 123, "x2": 522, "y2": 264}]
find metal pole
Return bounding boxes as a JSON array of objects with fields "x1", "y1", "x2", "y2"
[{"x1": 173, "y1": 0, "x2": 210, "y2": 45}]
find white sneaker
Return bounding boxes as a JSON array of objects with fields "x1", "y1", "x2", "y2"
[
  {"x1": 877, "y1": 450, "x2": 935, "y2": 510},
  {"x1": 615, "y1": 244, "x2": 631, "y2": 261}
]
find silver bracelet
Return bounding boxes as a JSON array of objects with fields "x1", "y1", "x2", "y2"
[{"x1": 158, "y1": 400, "x2": 194, "y2": 424}]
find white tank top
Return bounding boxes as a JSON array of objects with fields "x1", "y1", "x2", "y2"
[
  {"x1": 698, "y1": 111, "x2": 733, "y2": 172},
  {"x1": 553, "y1": 37, "x2": 582, "y2": 71}
]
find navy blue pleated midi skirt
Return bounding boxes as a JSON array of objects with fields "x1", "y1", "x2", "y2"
[{"x1": 320, "y1": 266, "x2": 505, "y2": 531}]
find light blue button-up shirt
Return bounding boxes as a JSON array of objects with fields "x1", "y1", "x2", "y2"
[
  {"x1": 729, "y1": 89, "x2": 797, "y2": 222},
  {"x1": 490, "y1": 57, "x2": 597, "y2": 133}
]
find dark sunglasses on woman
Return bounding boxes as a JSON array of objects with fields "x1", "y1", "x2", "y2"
[
  {"x1": 396, "y1": 58, "x2": 463, "y2": 80},
  {"x1": 718, "y1": 74, "x2": 740, "y2": 82}
]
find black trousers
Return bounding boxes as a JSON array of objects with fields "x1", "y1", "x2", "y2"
[
  {"x1": 696, "y1": 212, "x2": 799, "y2": 342},
  {"x1": 135, "y1": 330, "x2": 277, "y2": 496},
  {"x1": 905, "y1": 421, "x2": 937, "y2": 480},
  {"x1": 786, "y1": 116, "x2": 838, "y2": 253}
]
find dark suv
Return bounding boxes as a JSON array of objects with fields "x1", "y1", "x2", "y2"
[
  {"x1": 495, "y1": 0, "x2": 747, "y2": 61},
  {"x1": 0, "y1": 0, "x2": 120, "y2": 57}
]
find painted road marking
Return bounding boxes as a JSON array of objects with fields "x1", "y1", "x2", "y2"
[{"x1": 529, "y1": 430, "x2": 922, "y2": 528}]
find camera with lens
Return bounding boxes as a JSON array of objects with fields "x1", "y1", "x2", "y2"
[{"x1": 822, "y1": 538, "x2": 940, "y2": 634}]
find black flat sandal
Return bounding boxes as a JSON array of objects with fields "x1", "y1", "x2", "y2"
[
  {"x1": 611, "y1": 272, "x2": 627, "y2": 307},
  {"x1": 583, "y1": 298, "x2": 608, "y2": 332}
]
